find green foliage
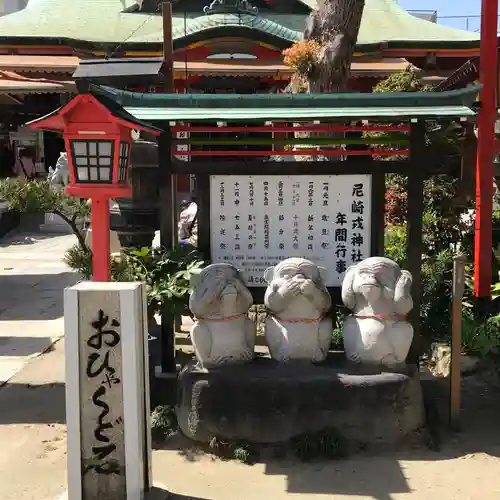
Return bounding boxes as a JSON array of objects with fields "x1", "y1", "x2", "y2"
[
  {"x1": 460, "y1": 208, "x2": 500, "y2": 282},
  {"x1": 0, "y1": 178, "x2": 89, "y2": 220},
  {"x1": 151, "y1": 405, "x2": 178, "y2": 440},
  {"x1": 62, "y1": 244, "x2": 132, "y2": 281},
  {"x1": 373, "y1": 66, "x2": 429, "y2": 94},
  {"x1": 376, "y1": 68, "x2": 485, "y2": 350},
  {"x1": 63, "y1": 244, "x2": 93, "y2": 279},
  {"x1": 290, "y1": 427, "x2": 346, "y2": 462},
  {"x1": 0, "y1": 178, "x2": 90, "y2": 248},
  {"x1": 461, "y1": 310, "x2": 500, "y2": 358},
  {"x1": 384, "y1": 223, "x2": 407, "y2": 266},
  {"x1": 420, "y1": 251, "x2": 454, "y2": 340},
  {"x1": 332, "y1": 308, "x2": 347, "y2": 350},
  {"x1": 208, "y1": 437, "x2": 257, "y2": 465},
  {"x1": 384, "y1": 224, "x2": 454, "y2": 341},
  {"x1": 232, "y1": 444, "x2": 254, "y2": 464},
  {"x1": 376, "y1": 68, "x2": 472, "y2": 244},
  {"x1": 63, "y1": 244, "x2": 205, "y2": 317},
  {"x1": 123, "y1": 246, "x2": 205, "y2": 317}
]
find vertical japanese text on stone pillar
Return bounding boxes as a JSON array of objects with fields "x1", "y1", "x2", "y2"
[{"x1": 80, "y1": 299, "x2": 126, "y2": 498}]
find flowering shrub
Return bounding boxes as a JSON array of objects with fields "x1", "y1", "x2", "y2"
[
  {"x1": 283, "y1": 40, "x2": 321, "y2": 77},
  {"x1": 385, "y1": 174, "x2": 407, "y2": 226}
]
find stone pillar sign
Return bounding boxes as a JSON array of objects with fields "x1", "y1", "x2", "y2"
[{"x1": 64, "y1": 282, "x2": 152, "y2": 500}]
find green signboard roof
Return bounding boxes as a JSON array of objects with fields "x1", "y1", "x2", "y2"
[
  {"x1": 0, "y1": 0, "x2": 480, "y2": 51},
  {"x1": 89, "y1": 83, "x2": 479, "y2": 122}
]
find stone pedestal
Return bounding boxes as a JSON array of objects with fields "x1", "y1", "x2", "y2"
[
  {"x1": 64, "y1": 282, "x2": 152, "y2": 500},
  {"x1": 177, "y1": 356, "x2": 424, "y2": 445}
]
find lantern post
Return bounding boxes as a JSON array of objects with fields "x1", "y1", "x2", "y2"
[{"x1": 27, "y1": 93, "x2": 160, "y2": 281}]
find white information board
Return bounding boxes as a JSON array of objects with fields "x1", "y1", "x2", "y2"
[{"x1": 210, "y1": 175, "x2": 372, "y2": 287}]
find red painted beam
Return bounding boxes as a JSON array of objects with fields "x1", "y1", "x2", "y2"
[
  {"x1": 172, "y1": 149, "x2": 409, "y2": 157},
  {"x1": 171, "y1": 125, "x2": 411, "y2": 133},
  {"x1": 474, "y1": 0, "x2": 498, "y2": 297}
]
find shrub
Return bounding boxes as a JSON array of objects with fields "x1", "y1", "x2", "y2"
[
  {"x1": 461, "y1": 310, "x2": 500, "y2": 357},
  {"x1": 384, "y1": 222, "x2": 454, "y2": 342},
  {"x1": 151, "y1": 405, "x2": 178, "y2": 440},
  {"x1": 0, "y1": 178, "x2": 89, "y2": 249},
  {"x1": 291, "y1": 427, "x2": 347, "y2": 462},
  {"x1": 63, "y1": 244, "x2": 205, "y2": 318}
]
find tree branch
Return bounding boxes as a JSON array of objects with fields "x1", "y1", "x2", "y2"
[{"x1": 52, "y1": 209, "x2": 87, "y2": 251}]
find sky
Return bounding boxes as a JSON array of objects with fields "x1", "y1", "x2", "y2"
[{"x1": 399, "y1": 0, "x2": 483, "y2": 31}]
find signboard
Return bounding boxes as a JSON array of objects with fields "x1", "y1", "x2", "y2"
[
  {"x1": 175, "y1": 128, "x2": 190, "y2": 162},
  {"x1": 210, "y1": 175, "x2": 372, "y2": 287}
]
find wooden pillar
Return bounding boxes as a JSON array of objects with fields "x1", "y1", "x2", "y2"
[
  {"x1": 158, "y1": 0, "x2": 177, "y2": 374},
  {"x1": 370, "y1": 170, "x2": 385, "y2": 256},
  {"x1": 407, "y1": 120, "x2": 425, "y2": 361},
  {"x1": 196, "y1": 173, "x2": 211, "y2": 262},
  {"x1": 158, "y1": 125, "x2": 176, "y2": 374}
]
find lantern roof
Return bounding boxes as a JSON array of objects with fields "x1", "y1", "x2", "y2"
[{"x1": 26, "y1": 91, "x2": 162, "y2": 135}]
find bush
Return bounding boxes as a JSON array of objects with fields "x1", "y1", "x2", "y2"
[
  {"x1": 291, "y1": 427, "x2": 347, "y2": 462},
  {"x1": 64, "y1": 244, "x2": 205, "y2": 318},
  {"x1": 0, "y1": 178, "x2": 89, "y2": 249},
  {"x1": 151, "y1": 405, "x2": 178, "y2": 441},
  {"x1": 384, "y1": 222, "x2": 454, "y2": 342},
  {"x1": 461, "y1": 310, "x2": 500, "y2": 357},
  {"x1": 420, "y1": 251, "x2": 454, "y2": 341}
]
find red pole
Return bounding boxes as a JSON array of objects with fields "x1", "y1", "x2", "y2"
[
  {"x1": 91, "y1": 197, "x2": 111, "y2": 282},
  {"x1": 474, "y1": 0, "x2": 498, "y2": 297}
]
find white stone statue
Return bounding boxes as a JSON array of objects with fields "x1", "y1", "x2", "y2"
[
  {"x1": 189, "y1": 263, "x2": 255, "y2": 369},
  {"x1": 341, "y1": 257, "x2": 414, "y2": 366},
  {"x1": 264, "y1": 258, "x2": 332, "y2": 363},
  {"x1": 48, "y1": 151, "x2": 70, "y2": 186}
]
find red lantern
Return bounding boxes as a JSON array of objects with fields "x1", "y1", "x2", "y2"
[{"x1": 28, "y1": 93, "x2": 160, "y2": 281}]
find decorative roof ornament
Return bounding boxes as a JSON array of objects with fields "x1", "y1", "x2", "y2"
[{"x1": 203, "y1": 0, "x2": 259, "y2": 16}]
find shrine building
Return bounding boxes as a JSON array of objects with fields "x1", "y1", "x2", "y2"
[{"x1": 0, "y1": 0, "x2": 481, "y2": 185}]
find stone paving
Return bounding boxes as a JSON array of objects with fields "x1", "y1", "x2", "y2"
[{"x1": 0, "y1": 232, "x2": 78, "y2": 385}]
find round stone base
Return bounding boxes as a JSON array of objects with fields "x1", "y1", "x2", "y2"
[{"x1": 176, "y1": 356, "x2": 424, "y2": 445}]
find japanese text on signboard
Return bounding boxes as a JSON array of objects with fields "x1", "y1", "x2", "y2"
[{"x1": 210, "y1": 175, "x2": 371, "y2": 287}]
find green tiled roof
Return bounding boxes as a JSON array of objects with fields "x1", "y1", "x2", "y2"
[
  {"x1": 0, "y1": 0, "x2": 480, "y2": 50},
  {"x1": 124, "y1": 105, "x2": 476, "y2": 121},
  {"x1": 90, "y1": 83, "x2": 479, "y2": 122}
]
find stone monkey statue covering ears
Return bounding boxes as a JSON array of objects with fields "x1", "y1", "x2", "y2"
[
  {"x1": 264, "y1": 258, "x2": 332, "y2": 363},
  {"x1": 189, "y1": 263, "x2": 256, "y2": 369},
  {"x1": 341, "y1": 257, "x2": 414, "y2": 366}
]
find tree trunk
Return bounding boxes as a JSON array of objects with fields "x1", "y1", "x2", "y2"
[{"x1": 304, "y1": 0, "x2": 365, "y2": 93}]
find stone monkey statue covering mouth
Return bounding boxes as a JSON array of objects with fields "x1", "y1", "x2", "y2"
[
  {"x1": 189, "y1": 263, "x2": 256, "y2": 369},
  {"x1": 341, "y1": 257, "x2": 414, "y2": 366},
  {"x1": 264, "y1": 258, "x2": 332, "y2": 363}
]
